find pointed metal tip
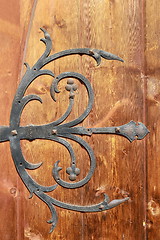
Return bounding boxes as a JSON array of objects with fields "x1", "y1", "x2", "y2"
[
  {"x1": 100, "y1": 50, "x2": 124, "y2": 63},
  {"x1": 104, "y1": 193, "x2": 110, "y2": 203},
  {"x1": 40, "y1": 27, "x2": 51, "y2": 40},
  {"x1": 49, "y1": 224, "x2": 56, "y2": 234},
  {"x1": 54, "y1": 160, "x2": 60, "y2": 167},
  {"x1": 40, "y1": 27, "x2": 46, "y2": 33},
  {"x1": 123, "y1": 197, "x2": 130, "y2": 202},
  {"x1": 113, "y1": 55, "x2": 124, "y2": 62},
  {"x1": 50, "y1": 91, "x2": 57, "y2": 102},
  {"x1": 24, "y1": 62, "x2": 29, "y2": 67},
  {"x1": 40, "y1": 38, "x2": 46, "y2": 43},
  {"x1": 96, "y1": 59, "x2": 101, "y2": 66},
  {"x1": 107, "y1": 197, "x2": 129, "y2": 209},
  {"x1": 24, "y1": 62, "x2": 30, "y2": 70},
  {"x1": 119, "y1": 58, "x2": 124, "y2": 62},
  {"x1": 57, "y1": 167, "x2": 62, "y2": 171},
  {"x1": 28, "y1": 192, "x2": 33, "y2": 199}
]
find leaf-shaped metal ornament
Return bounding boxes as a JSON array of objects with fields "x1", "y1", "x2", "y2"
[{"x1": 0, "y1": 28, "x2": 149, "y2": 233}]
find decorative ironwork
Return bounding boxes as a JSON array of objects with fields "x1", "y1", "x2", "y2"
[{"x1": 0, "y1": 28, "x2": 149, "y2": 233}]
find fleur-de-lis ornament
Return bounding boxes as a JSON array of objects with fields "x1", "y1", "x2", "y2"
[{"x1": 0, "y1": 28, "x2": 149, "y2": 233}]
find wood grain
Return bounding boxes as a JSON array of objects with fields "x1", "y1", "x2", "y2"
[
  {"x1": 0, "y1": 1, "x2": 21, "y2": 240},
  {"x1": 20, "y1": 0, "x2": 147, "y2": 239},
  {"x1": 1, "y1": 0, "x2": 159, "y2": 239},
  {"x1": 21, "y1": 0, "x2": 84, "y2": 239},
  {"x1": 145, "y1": 0, "x2": 160, "y2": 239},
  {"x1": 79, "y1": 0, "x2": 146, "y2": 239}
]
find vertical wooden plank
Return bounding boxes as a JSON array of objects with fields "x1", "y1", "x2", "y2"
[
  {"x1": 18, "y1": 1, "x2": 39, "y2": 240},
  {"x1": 78, "y1": 0, "x2": 147, "y2": 239},
  {"x1": 0, "y1": 1, "x2": 20, "y2": 239},
  {"x1": 145, "y1": 0, "x2": 160, "y2": 238},
  {"x1": 0, "y1": 1, "x2": 38, "y2": 240},
  {"x1": 20, "y1": 1, "x2": 84, "y2": 239}
]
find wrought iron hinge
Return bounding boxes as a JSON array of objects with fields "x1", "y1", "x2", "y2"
[{"x1": 0, "y1": 28, "x2": 149, "y2": 233}]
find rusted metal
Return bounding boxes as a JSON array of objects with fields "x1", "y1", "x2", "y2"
[{"x1": 0, "y1": 28, "x2": 149, "y2": 233}]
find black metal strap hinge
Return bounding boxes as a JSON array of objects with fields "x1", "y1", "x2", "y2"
[{"x1": 0, "y1": 28, "x2": 149, "y2": 233}]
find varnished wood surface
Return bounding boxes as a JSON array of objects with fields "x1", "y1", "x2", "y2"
[
  {"x1": 145, "y1": 1, "x2": 160, "y2": 239},
  {"x1": 0, "y1": 0, "x2": 159, "y2": 239},
  {"x1": 0, "y1": 1, "x2": 21, "y2": 240}
]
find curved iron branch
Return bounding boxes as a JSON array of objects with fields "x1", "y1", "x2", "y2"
[
  {"x1": 52, "y1": 133, "x2": 96, "y2": 188},
  {"x1": 50, "y1": 72, "x2": 94, "y2": 128},
  {"x1": 9, "y1": 137, "x2": 58, "y2": 195}
]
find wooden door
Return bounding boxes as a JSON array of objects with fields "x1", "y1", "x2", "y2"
[{"x1": 0, "y1": 0, "x2": 159, "y2": 239}]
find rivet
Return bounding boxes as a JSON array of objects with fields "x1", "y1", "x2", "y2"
[
  {"x1": 10, "y1": 187, "x2": 17, "y2": 195},
  {"x1": 11, "y1": 130, "x2": 18, "y2": 136},
  {"x1": 115, "y1": 127, "x2": 120, "y2": 133},
  {"x1": 52, "y1": 129, "x2": 57, "y2": 135},
  {"x1": 89, "y1": 49, "x2": 95, "y2": 55},
  {"x1": 99, "y1": 204, "x2": 104, "y2": 210}
]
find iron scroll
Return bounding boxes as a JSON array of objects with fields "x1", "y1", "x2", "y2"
[{"x1": 0, "y1": 28, "x2": 149, "y2": 233}]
